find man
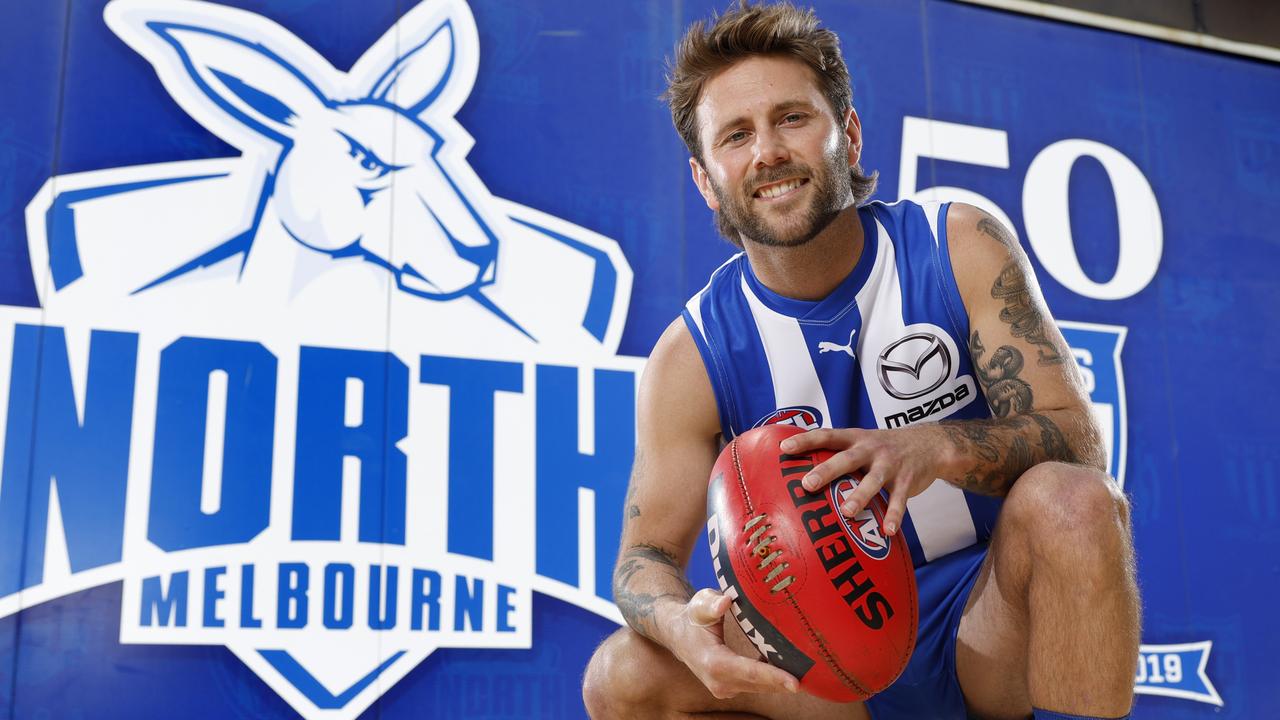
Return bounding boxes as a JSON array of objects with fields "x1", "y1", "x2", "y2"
[{"x1": 582, "y1": 2, "x2": 1141, "y2": 719}]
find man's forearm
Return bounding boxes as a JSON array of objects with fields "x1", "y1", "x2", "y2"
[
  {"x1": 612, "y1": 543, "x2": 695, "y2": 644},
  {"x1": 934, "y1": 406, "x2": 1103, "y2": 496},
  {"x1": 927, "y1": 322, "x2": 1106, "y2": 496}
]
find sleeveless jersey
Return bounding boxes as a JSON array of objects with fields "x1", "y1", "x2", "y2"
[{"x1": 682, "y1": 199, "x2": 1002, "y2": 568}]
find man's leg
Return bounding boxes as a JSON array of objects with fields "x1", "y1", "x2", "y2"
[
  {"x1": 955, "y1": 462, "x2": 1141, "y2": 720},
  {"x1": 582, "y1": 615, "x2": 870, "y2": 720}
]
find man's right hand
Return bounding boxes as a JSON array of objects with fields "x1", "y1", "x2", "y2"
[{"x1": 667, "y1": 588, "x2": 800, "y2": 699}]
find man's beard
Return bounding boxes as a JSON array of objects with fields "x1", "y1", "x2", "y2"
[{"x1": 711, "y1": 142, "x2": 853, "y2": 248}]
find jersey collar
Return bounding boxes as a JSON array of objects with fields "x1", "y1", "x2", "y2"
[{"x1": 740, "y1": 205, "x2": 879, "y2": 321}]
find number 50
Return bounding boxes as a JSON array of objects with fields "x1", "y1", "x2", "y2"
[{"x1": 898, "y1": 117, "x2": 1163, "y2": 301}]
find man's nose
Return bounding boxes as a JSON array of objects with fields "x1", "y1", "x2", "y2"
[{"x1": 753, "y1": 128, "x2": 790, "y2": 169}]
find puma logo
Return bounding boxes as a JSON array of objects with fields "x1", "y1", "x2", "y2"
[{"x1": 817, "y1": 328, "x2": 858, "y2": 358}]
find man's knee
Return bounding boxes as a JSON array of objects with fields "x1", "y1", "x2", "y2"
[
  {"x1": 583, "y1": 628, "x2": 677, "y2": 718},
  {"x1": 1003, "y1": 462, "x2": 1132, "y2": 555},
  {"x1": 1007, "y1": 462, "x2": 1128, "y2": 526}
]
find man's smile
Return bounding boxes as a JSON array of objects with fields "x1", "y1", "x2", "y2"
[{"x1": 752, "y1": 177, "x2": 810, "y2": 201}]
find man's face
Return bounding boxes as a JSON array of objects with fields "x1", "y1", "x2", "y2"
[{"x1": 690, "y1": 55, "x2": 861, "y2": 247}]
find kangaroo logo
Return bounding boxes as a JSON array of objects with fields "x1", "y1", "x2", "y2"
[
  {"x1": 8, "y1": 1, "x2": 636, "y2": 718},
  {"x1": 817, "y1": 328, "x2": 858, "y2": 358},
  {"x1": 29, "y1": 0, "x2": 629, "y2": 352}
]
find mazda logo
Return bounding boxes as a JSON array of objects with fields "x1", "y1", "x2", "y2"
[{"x1": 876, "y1": 333, "x2": 952, "y2": 400}]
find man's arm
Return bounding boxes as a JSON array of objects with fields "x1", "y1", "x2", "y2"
[
  {"x1": 934, "y1": 201, "x2": 1105, "y2": 493},
  {"x1": 614, "y1": 318, "x2": 798, "y2": 697},
  {"x1": 783, "y1": 202, "x2": 1104, "y2": 533},
  {"x1": 612, "y1": 318, "x2": 716, "y2": 643},
  {"x1": 612, "y1": 448, "x2": 701, "y2": 643}
]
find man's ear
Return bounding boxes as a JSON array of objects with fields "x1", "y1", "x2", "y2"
[
  {"x1": 689, "y1": 157, "x2": 721, "y2": 211},
  {"x1": 843, "y1": 107, "x2": 863, "y2": 167}
]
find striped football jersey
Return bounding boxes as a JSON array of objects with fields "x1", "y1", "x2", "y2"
[{"x1": 682, "y1": 199, "x2": 1001, "y2": 568}]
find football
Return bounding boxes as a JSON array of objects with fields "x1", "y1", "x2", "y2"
[{"x1": 705, "y1": 424, "x2": 918, "y2": 701}]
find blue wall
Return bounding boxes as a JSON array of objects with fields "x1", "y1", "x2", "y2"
[{"x1": 0, "y1": 0, "x2": 1276, "y2": 717}]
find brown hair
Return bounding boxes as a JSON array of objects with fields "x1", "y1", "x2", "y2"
[{"x1": 662, "y1": 0, "x2": 877, "y2": 206}]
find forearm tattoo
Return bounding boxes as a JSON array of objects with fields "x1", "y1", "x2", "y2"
[
  {"x1": 939, "y1": 414, "x2": 1076, "y2": 495},
  {"x1": 978, "y1": 218, "x2": 1065, "y2": 366},
  {"x1": 612, "y1": 543, "x2": 695, "y2": 639}
]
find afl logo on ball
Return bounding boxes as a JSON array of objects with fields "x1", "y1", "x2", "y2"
[
  {"x1": 877, "y1": 333, "x2": 951, "y2": 400},
  {"x1": 831, "y1": 477, "x2": 890, "y2": 560},
  {"x1": 754, "y1": 406, "x2": 823, "y2": 431}
]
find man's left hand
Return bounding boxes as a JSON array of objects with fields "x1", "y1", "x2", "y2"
[{"x1": 779, "y1": 427, "x2": 950, "y2": 537}]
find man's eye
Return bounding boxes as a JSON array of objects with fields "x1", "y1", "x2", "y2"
[
  {"x1": 727, "y1": 131, "x2": 749, "y2": 143},
  {"x1": 782, "y1": 113, "x2": 805, "y2": 124}
]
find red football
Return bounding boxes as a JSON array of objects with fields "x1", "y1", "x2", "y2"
[{"x1": 705, "y1": 424, "x2": 918, "y2": 701}]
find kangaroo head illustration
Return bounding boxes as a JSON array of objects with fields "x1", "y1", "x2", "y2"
[{"x1": 107, "y1": 0, "x2": 518, "y2": 317}]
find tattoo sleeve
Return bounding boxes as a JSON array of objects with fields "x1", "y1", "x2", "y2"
[
  {"x1": 612, "y1": 543, "x2": 695, "y2": 641},
  {"x1": 930, "y1": 217, "x2": 1101, "y2": 496}
]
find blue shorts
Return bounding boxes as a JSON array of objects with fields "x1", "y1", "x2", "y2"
[{"x1": 865, "y1": 542, "x2": 988, "y2": 720}]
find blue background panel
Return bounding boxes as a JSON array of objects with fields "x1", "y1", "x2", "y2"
[
  {"x1": 0, "y1": 0, "x2": 66, "y2": 305},
  {"x1": 0, "y1": 0, "x2": 1277, "y2": 717}
]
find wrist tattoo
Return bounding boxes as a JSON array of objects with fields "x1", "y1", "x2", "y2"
[{"x1": 612, "y1": 543, "x2": 694, "y2": 639}]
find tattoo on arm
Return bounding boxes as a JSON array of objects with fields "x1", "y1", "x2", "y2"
[
  {"x1": 623, "y1": 478, "x2": 641, "y2": 522},
  {"x1": 991, "y1": 262, "x2": 1063, "y2": 366},
  {"x1": 1031, "y1": 412, "x2": 1074, "y2": 461},
  {"x1": 977, "y1": 217, "x2": 1017, "y2": 249},
  {"x1": 622, "y1": 452, "x2": 644, "y2": 523},
  {"x1": 935, "y1": 217, "x2": 1097, "y2": 491},
  {"x1": 939, "y1": 413, "x2": 1076, "y2": 495},
  {"x1": 977, "y1": 218, "x2": 1065, "y2": 366},
  {"x1": 970, "y1": 331, "x2": 1032, "y2": 418},
  {"x1": 612, "y1": 543, "x2": 694, "y2": 639},
  {"x1": 938, "y1": 330, "x2": 1080, "y2": 495}
]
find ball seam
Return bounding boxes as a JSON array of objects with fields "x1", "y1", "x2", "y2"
[
  {"x1": 895, "y1": 531, "x2": 919, "y2": 674},
  {"x1": 782, "y1": 590, "x2": 871, "y2": 697},
  {"x1": 730, "y1": 438, "x2": 754, "y2": 515}
]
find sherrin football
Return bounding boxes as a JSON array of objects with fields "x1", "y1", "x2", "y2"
[{"x1": 705, "y1": 424, "x2": 918, "y2": 701}]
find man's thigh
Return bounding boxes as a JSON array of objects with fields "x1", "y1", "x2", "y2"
[{"x1": 585, "y1": 616, "x2": 868, "y2": 720}]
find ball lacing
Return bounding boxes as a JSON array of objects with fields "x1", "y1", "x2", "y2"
[{"x1": 743, "y1": 513, "x2": 794, "y2": 593}]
